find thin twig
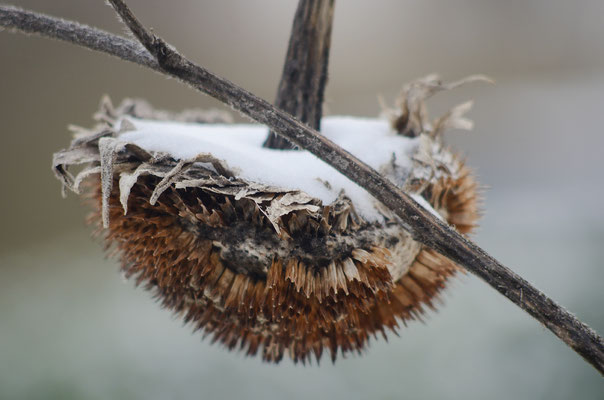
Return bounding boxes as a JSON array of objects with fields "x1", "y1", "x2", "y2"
[
  {"x1": 0, "y1": 4, "x2": 159, "y2": 70},
  {"x1": 263, "y1": 0, "x2": 335, "y2": 149},
  {"x1": 1, "y1": 2, "x2": 603, "y2": 374}
]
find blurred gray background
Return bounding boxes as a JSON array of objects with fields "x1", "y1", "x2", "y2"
[{"x1": 1, "y1": 1, "x2": 603, "y2": 399}]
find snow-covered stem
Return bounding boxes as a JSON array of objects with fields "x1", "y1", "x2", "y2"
[
  {"x1": 264, "y1": 0, "x2": 335, "y2": 149},
  {"x1": 1, "y1": 2, "x2": 603, "y2": 374}
]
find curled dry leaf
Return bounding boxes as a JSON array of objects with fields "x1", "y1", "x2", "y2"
[
  {"x1": 383, "y1": 74, "x2": 493, "y2": 139},
  {"x1": 53, "y1": 92, "x2": 481, "y2": 363}
]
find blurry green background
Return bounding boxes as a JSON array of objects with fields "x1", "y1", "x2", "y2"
[{"x1": 1, "y1": 1, "x2": 603, "y2": 399}]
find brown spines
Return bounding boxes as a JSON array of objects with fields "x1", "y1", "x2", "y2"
[
  {"x1": 85, "y1": 149, "x2": 480, "y2": 363},
  {"x1": 266, "y1": 258, "x2": 283, "y2": 290},
  {"x1": 428, "y1": 163, "x2": 481, "y2": 234},
  {"x1": 384, "y1": 162, "x2": 482, "y2": 319},
  {"x1": 388, "y1": 247, "x2": 460, "y2": 319},
  {"x1": 89, "y1": 177, "x2": 391, "y2": 362}
]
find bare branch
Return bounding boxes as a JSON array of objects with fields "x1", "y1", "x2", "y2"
[
  {"x1": 1, "y1": 2, "x2": 603, "y2": 373},
  {"x1": 0, "y1": 4, "x2": 159, "y2": 70},
  {"x1": 264, "y1": 0, "x2": 335, "y2": 149}
]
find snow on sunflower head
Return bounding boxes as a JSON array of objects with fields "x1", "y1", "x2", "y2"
[{"x1": 53, "y1": 75, "x2": 482, "y2": 363}]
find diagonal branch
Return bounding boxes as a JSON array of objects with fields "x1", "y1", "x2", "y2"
[
  {"x1": 263, "y1": 0, "x2": 335, "y2": 150},
  {"x1": 1, "y1": 2, "x2": 603, "y2": 374},
  {"x1": 0, "y1": 4, "x2": 159, "y2": 70}
]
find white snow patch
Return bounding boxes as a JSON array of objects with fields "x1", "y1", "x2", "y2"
[
  {"x1": 411, "y1": 193, "x2": 444, "y2": 221},
  {"x1": 117, "y1": 116, "x2": 424, "y2": 221}
]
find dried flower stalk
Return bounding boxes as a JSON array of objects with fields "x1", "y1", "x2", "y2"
[{"x1": 264, "y1": 0, "x2": 335, "y2": 149}]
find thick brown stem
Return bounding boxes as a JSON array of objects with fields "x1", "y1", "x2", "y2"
[
  {"x1": 263, "y1": 0, "x2": 335, "y2": 150},
  {"x1": 1, "y1": 2, "x2": 603, "y2": 374}
]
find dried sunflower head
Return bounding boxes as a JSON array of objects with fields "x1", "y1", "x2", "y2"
[{"x1": 53, "y1": 76, "x2": 481, "y2": 363}]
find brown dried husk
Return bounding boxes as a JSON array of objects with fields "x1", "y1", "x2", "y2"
[{"x1": 53, "y1": 77, "x2": 481, "y2": 363}]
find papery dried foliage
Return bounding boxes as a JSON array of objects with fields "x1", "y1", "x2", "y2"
[{"x1": 383, "y1": 74, "x2": 493, "y2": 139}]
